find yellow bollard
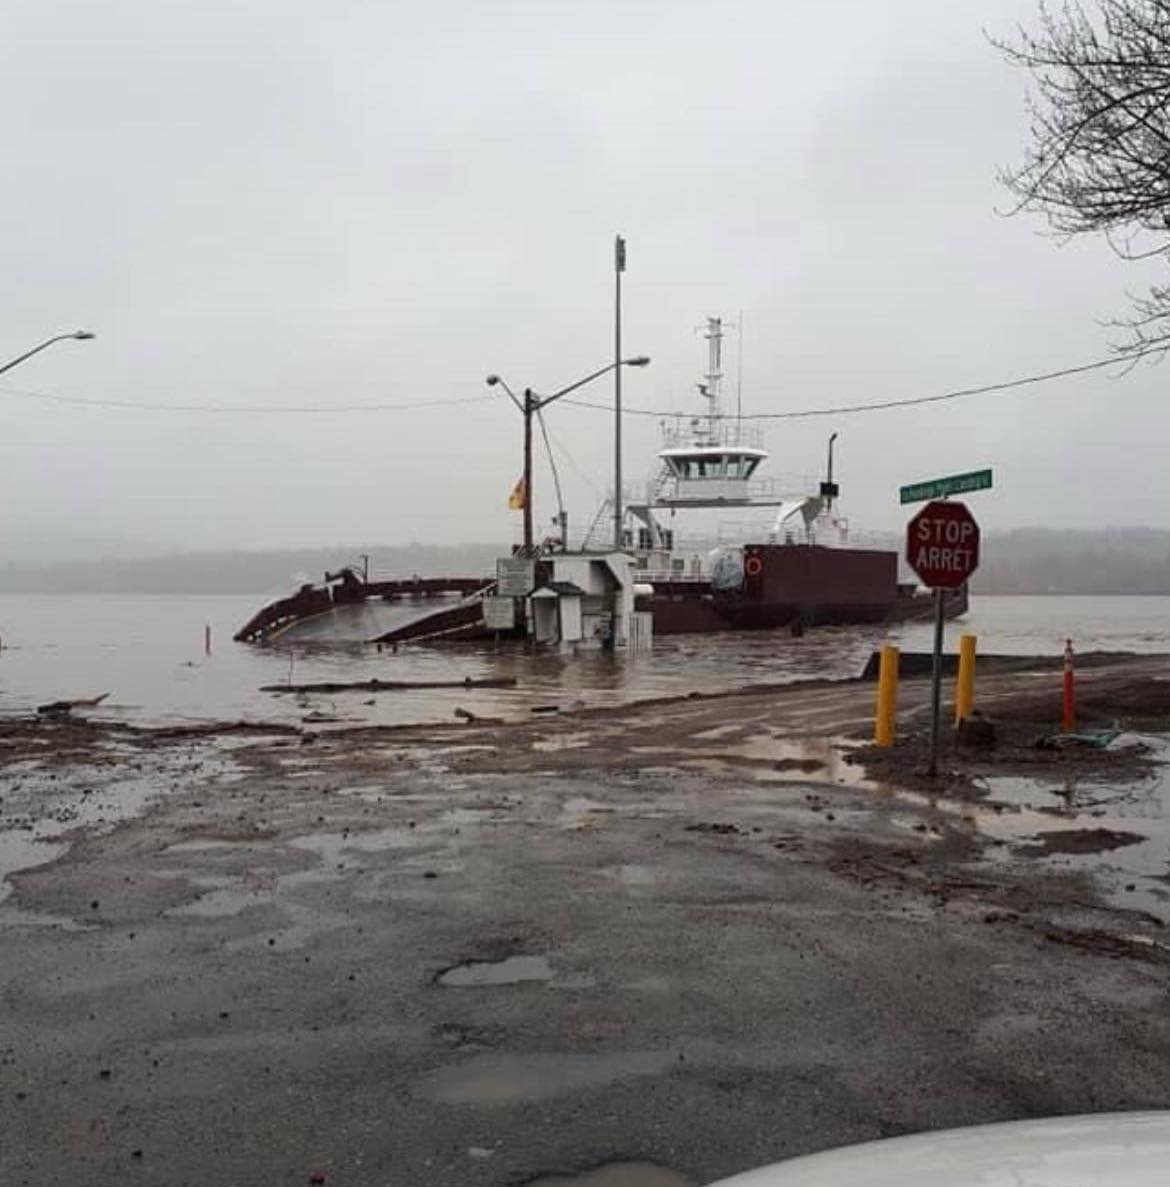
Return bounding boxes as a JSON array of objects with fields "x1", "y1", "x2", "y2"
[
  {"x1": 874, "y1": 644, "x2": 899, "y2": 747},
  {"x1": 955, "y1": 633, "x2": 976, "y2": 723}
]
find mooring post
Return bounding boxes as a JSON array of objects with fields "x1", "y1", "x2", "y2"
[
  {"x1": 955, "y1": 633, "x2": 976, "y2": 723},
  {"x1": 874, "y1": 643, "x2": 899, "y2": 747}
]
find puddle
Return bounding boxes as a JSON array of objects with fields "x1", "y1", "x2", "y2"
[
  {"x1": 0, "y1": 903, "x2": 95, "y2": 931},
  {"x1": 443, "y1": 803, "x2": 517, "y2": 826},
  {"x1": 690, "y1": 723, "x2": 742, "y2": 741},
  {"x1": 289, "y1": 827, "x2": 422, "y2": 866},
  {"x1": 636, "y1": 735, "x2": 881, "y2": 790},
  {"x1": 420, "y1": 1050, "x2": 677, "y2": 1104},
  {"x1": 438, "y1": 955, "x2": 553, "y2": 987},
  {"x1": 165, "y1": 838, "x2": 247, "y2": 853},
  {"x1": 168, "y1": 884, "x2": 270, "y2": 919},
  {"x1": 532, "y1": 732, "x2": 593, "y2": 753},
  {"x1": 0, "y1": 833, "x2": 69, "y2": 902},
  {"x1": 223, "y1": 902, "x2": 321, "y2": 952},
  {"x1": 526, "y1": 1163, "x2": 693, "y2": 1187}
]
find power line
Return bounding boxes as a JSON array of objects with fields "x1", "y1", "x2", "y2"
[
  {"x1": 541, "y1": 418, "x2": 605, "y2": 498},
  {"x1": 0, "y1": 342, "x2": 1164, "y2": 418},
  {"x1": 563, "y1": 344, "x2": 1168, "y2": 420},
  {"x1": 0, "y1": 385, "x2": 499, "y2": 414}
]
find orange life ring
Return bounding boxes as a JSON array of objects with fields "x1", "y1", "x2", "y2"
[{"x1": 744, "y1": 555, "x2": 763, "y2": 578}]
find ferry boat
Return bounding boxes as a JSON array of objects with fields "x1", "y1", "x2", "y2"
[
  {"x1": 234, "y1": 317, "x2": 963, "y2": 647},
  {"x1": 575, "y1": 315, "x2": 962, "y2": 636}
]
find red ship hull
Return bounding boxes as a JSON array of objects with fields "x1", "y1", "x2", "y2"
[{"x1": 646, "y1": 544, "x2": 966, "y2": 635}]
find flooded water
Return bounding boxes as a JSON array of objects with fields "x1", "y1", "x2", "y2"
[
  {"x1": 852, "y1": 732, "x2": 1170, "y2": 922},
  {"x1": 0, "y1": 593, "x2": 1166, "y2": 728},
  {"x1": 969, "y1": 737, "x2": 1170, "y2": 921}
]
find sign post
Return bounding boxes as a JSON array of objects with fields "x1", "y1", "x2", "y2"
[{"x1": 905, "y1": 499, "x2": 981, "y2": 776}]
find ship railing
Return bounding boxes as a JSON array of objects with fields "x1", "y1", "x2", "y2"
[
  {"x1": 832, "y1": 527, "x2": 897, "y2": 550},
  {"x1": 659, "y1": 417, "x2": 765, "y2": 451},
  {"x1": 635, "y1": 567, "x2": 711, "y2": 584},
  {"x1": 638, "y1": 474, "x2": 822, "y2": 504}
]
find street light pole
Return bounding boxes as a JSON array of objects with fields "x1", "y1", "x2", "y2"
[
  {"x1": 613, "y1": 235, "x2": 626, "y2": 550},
  {"x1": 0, "y1": 330, "x2": 95, "y2": 379},
  {"x1": 487, "y1": 354, "x2": 650, "y2": 555}
]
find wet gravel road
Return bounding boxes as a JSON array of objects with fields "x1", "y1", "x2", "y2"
[{"x1": 3, "y1": 673, "x2": 1170, "y2": 1186}]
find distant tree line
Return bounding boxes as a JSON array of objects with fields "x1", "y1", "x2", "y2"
[
  {"x1": 0, "y1": 543, "x2": 506, "y2": 596},
  {"x1": 971, "y1": 528, "x2": 1170, "y2": 594},
  {"x1": 2, "y1": 532, "x2": 1170, "y2": 595}
]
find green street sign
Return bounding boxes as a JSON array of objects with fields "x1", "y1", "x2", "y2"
[{"x1": 900, "y1": 468, "x2": 992, "y2": 505}]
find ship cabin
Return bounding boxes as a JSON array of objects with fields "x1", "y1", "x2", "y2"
[{"x1": 654, "y1": 417, "x2": 768, "y2": 506}]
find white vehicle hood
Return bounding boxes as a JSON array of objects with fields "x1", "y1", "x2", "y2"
[{"x1": 709, "y1": 1112, "x2": 1170, "y2": 1187}]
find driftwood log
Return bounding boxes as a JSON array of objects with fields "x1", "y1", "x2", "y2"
[{"x1": 261, "y1": 677, "x2": 517, "y2": 695}]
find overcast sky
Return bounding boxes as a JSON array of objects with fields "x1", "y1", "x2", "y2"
[{"x1": 1, "y1": 0, "x2": 1163, "y2": 560}]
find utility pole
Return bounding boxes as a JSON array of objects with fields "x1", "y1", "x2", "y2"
[
  {"x1": 613, "y1": 234, "x2": 626, "y2": 551},
  {"x1": 522, "y1": 388, "x2": 535, "y2": 553}
]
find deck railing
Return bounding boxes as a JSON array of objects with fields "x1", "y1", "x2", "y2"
[{"x1": 659, "y1": 417, "x2": 765, "y2": 451}]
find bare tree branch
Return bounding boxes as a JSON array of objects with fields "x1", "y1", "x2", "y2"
[{"x1": 996, "y1": 0, "x2": 1170, "y2": 352}]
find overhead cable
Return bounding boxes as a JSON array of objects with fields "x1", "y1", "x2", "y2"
[
  {"x1": 564, "y1": 344, "x2": 1169, "y2": 419},
  {"x1": 0, "y1": 386, "x2": 498, "y2": 414},
  {"x1": 0, "y1": 343, "x2": 1164, "y2": 417}
]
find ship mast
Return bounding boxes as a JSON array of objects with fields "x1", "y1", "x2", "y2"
[{"x1": 699, "y1": 315, "x2": 723, "y2": 442}]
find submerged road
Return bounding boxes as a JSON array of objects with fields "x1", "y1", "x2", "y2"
[{"x1": 2, "y1": 658, "x2": 1170, "y2": 1185}]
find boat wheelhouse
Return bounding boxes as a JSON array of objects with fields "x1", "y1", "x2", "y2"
[{"x1": 584, "y1": 316, "x2": 842, "y2": 576}]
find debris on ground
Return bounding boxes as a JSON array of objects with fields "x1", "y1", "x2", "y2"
[
  {"x1": 36, "y1": 693, "x2": 110, "y2": 716},
  {"x1": 956, "y1": 711, "x2": 996, "y2": 750},
  {"x1": 1035, "y1": 727, "x2": 1123, "y2": 750}
]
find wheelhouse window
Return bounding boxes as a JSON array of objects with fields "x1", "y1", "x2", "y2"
[{"x1": 666, "y1": 453, "x2": 761, "y2": 479}]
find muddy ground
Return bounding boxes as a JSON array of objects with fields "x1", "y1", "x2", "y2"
[{"x1": 3, "y1": 656, "x2": 1170, "y2": 1185}]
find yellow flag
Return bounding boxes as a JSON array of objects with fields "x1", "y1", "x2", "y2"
[{"x1": 507, "y1": 476, "x2": 528, "y2": 510}]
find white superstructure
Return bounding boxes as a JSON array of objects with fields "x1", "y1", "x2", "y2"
[{"x1": 583, "y1": 316, "x2": 846, "y2": 580}]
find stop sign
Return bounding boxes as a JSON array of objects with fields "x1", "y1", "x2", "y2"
[{"x1": 906, "y1": 500, "x2": 980, "y2": 588}]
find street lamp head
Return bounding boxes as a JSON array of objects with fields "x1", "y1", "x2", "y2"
[
  {"x1": 625, "y1": 355, "x2": 651, "y2": 367},
  {"x1": 72, "y1": 331, "x2": 96, "y2": 340},
  {"x1": 485, "y1": 374, "x2": 500, "y2": 387}
]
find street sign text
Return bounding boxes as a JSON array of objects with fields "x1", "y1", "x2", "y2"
[{"x1": 900, "y1": 468, "x2": 992, "y2": 505}]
